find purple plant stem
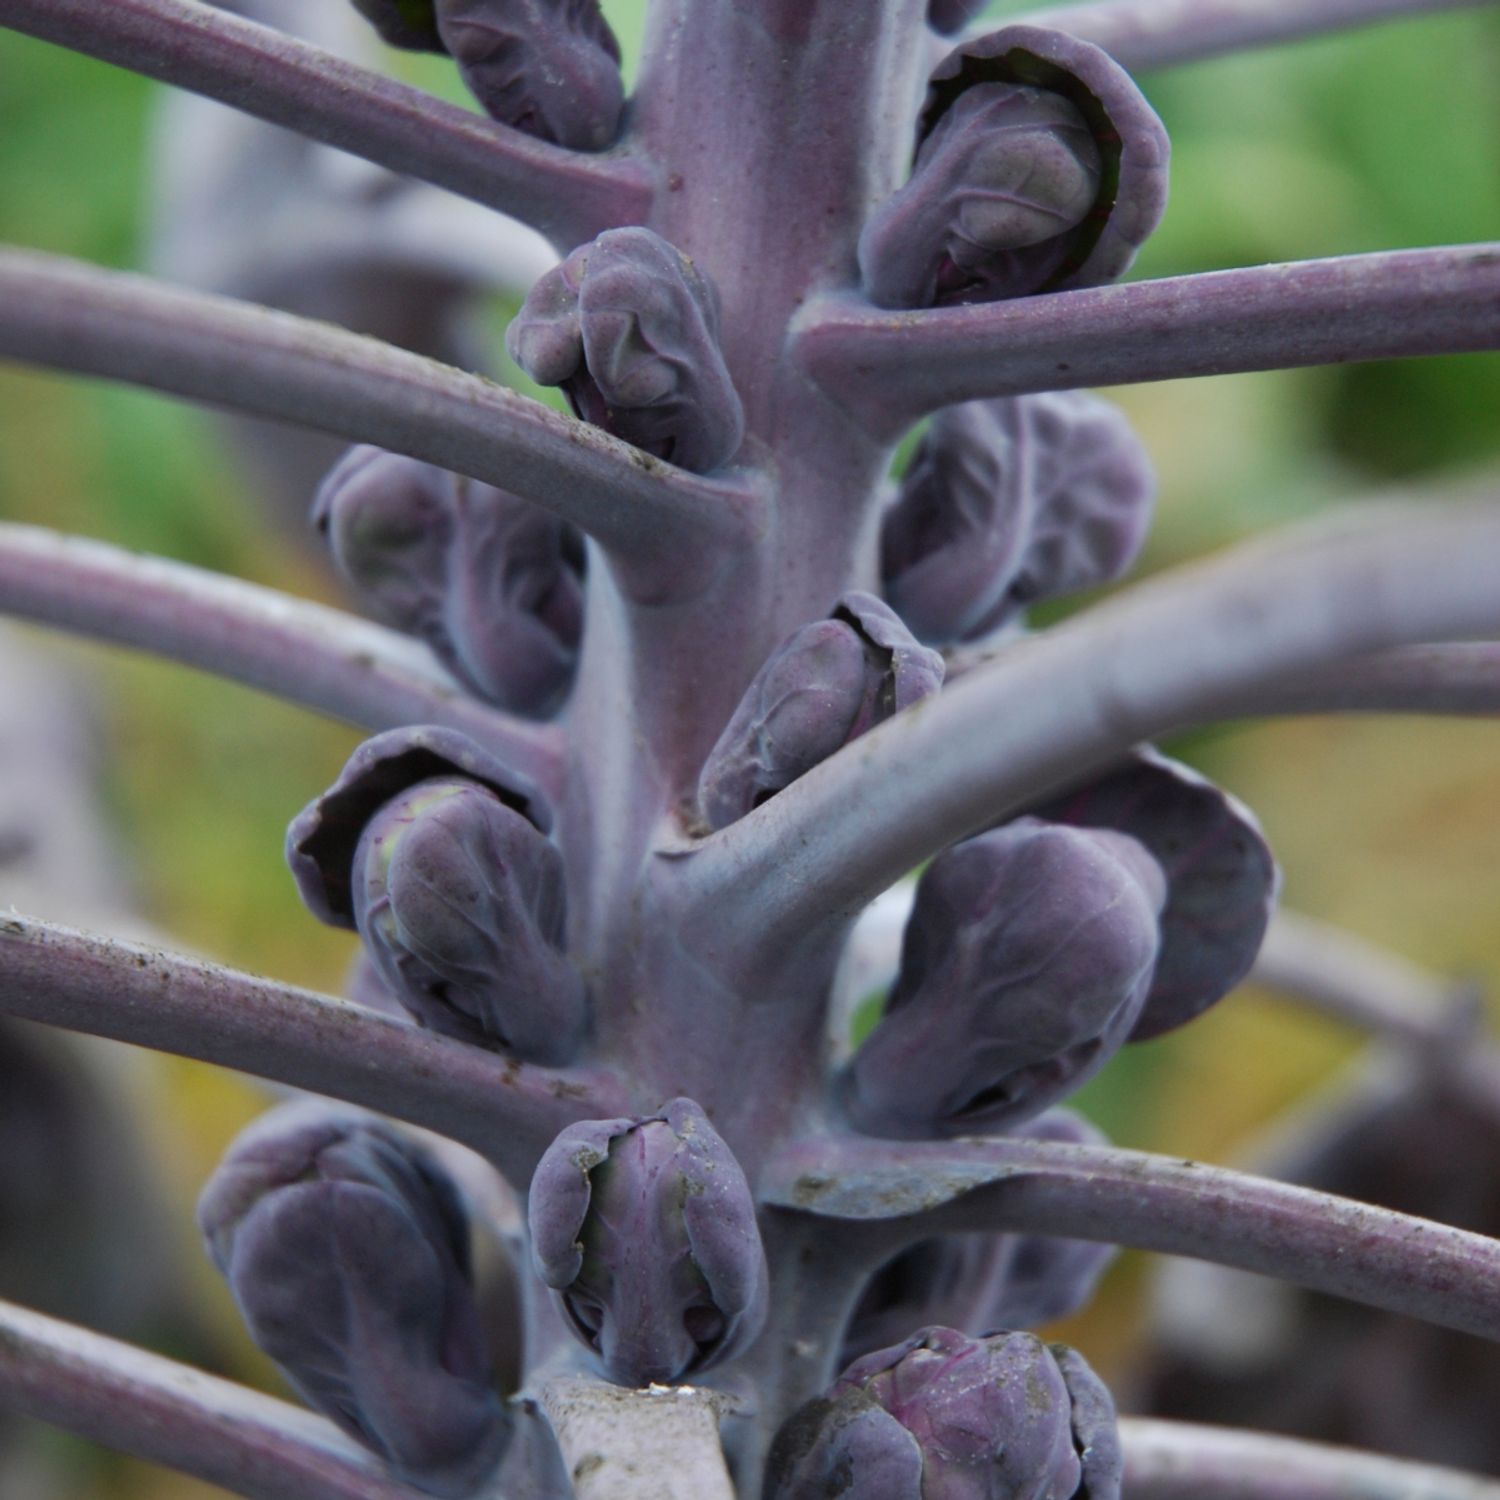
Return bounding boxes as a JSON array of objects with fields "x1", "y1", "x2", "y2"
[
  {"x1": 951, "y1": 639, "x2": 1500, "y2": 719},
  {"x1": 0, "y1": 248, "x2": 768, "y2": 598},
  {"x1": 1004, "y1": 0, "x2": 1494, "y2": 73},
  {"x1": 666, "y1": 501, "x2": 1500, "y2": 956},
  {"x1": 1118, "y1": 1418, "x2": 1500, "y2": 1499},
  {"x1": 795, "y1": 244, "x2": 1500, "y2": 436},
  {"x1": 764, "y1": 1130, "x2": 1500, "y2": 1342},
  {"x1": 1262, "y1": 642, "x2": 1500, "y2": 716},
  {"x1": 0, "y1": 0, "x2": 649, "y2": 247},
  {"x1": 0, "y1": 1297, "x2": 428, "y2": 1500},
  {"x1": 0, "y1": 912, "x2": 628, "y2": 1181},
  {"x1": 0, "y1": 522, "x2": 563, "y2": 795}
]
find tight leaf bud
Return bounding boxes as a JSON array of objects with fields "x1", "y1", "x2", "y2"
[
  {"x1": 434, "y1": 0, "x2": 624, "y2": 150},
  {"x1": 529, "y1": 1098, "x2": 769, "y2": 1386},
  {"x1": 350, "y1": 0, "x2": 444, "y2": 50},
  {"x1": 1029, "y1": 749, "x2": 1280, "y2": 1040},
  {"x1": 698, "y1": 592, "x2": 945, "y2": 830},
  {"x1": 882, "y1": 393, "x2": 1155, "y2": 644},
  {"x1": 314, "y1": 447, "x2": 585, "y2": 718},
  {"x1": 860, "y1": 26, "x2": 1169, "y2": 308},
  {"x1": 352, "y1": 776, "x2": 587, "y2": 1061},
  {"x1": 842, "y1": 818, "x2": 1167, "y2": 1138},
  {"x1": 507, "y1": 228, "x2": 745, "y2": 474},
  {"x1": 197, "y1": 1104, "x2": 507, "y2": 1497},
  {"x1": 766, "y1": 1327, "x2": 1121, "y2": 1500}
]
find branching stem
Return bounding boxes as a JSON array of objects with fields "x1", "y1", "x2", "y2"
[
  {"x1": 764, "y1": 1130, "x2": 1500, "y2": 1342},
  {"x1": 1004, "y1": 0, "x2": 1494, "y2": 73},
  {"x1": 0, "y1": 522, "x2": 562, "y2": 791},
  {"x1": 0, "y1": 913, "x2": 627, "y2": 1181},
  {"x1": 795, "y1": 244, "x2": 1500, "y2": 436},
  {"x1": 0, "y1": 249, "x2": 766, "y2": 597},
  {"x1": 0, "y1": 0, "x2": 649, "y2": 246},
  {"x1": 0, "y1": 1297, "x2": 428, "y2": 1500},
  {"x1": 667, "y1": 501, "x2": 1500, "y2": 954}
]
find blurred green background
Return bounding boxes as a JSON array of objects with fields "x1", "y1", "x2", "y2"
[{"x1": 0, "y1": 2, "x2": 1498, "y2": 1493}]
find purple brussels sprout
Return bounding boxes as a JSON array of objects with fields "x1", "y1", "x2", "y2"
[
  {"x1": 842, "y1": 818, "x2": 1166, "y2": 1138},
  {"x1": 197, "y1": 1103, "x2": 508, "y2": 1497},
  {"x1": 766, "y1": 1326, "x2": 1121, "y2": 1500},
  {"x1": 529, "y1": 1097, "x2": 769, "y2": 1386},
  {"x1": 287, "y1": 726, "x2": 587, "y2": 1061},
  {"x1": 882, "y1": 392, "x2": 1155, "y2": 645},
  {"x1": 698, "y1": 592, "x2": 945, "y2": 830},
  {"x1": 435, "y1": 0, "x2": 623, "y2": 150},
  {"x1": 314, "y1": 446, "x2": 585, "y2": 718},
  {"x1": 353, "y1": 777, "x2": 585, "y2": 1060},
  {"x1": 507, "y1": 228, "x2": 745, "y2": 474},
  {"x1": 860, "y1": 25, "x2": 1169, "y2": 308},
  {"x1": 350, "y1": 0, "x2": 444, "y2": 50},
  {"x1": 1030, "y1": 748, "x2": 1280, "y2": 1040},
  {"x1": 843, "y1": 1112, "x2": 1116, "y2": 1362}
]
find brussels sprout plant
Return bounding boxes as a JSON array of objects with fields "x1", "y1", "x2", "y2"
[{"x1": 1, "y1": 0, "x2": 1500, "y2": 1497}]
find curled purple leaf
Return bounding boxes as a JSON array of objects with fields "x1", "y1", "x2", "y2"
[
  {"x1": 1030, "y1": 748, "x2": 1280, "y2": 1040},
  {"x1": 506, "y1": 228, "x2": 745, "y2": 473},
  {"x1": 314, "y1": 446, "x2": 585, "y2": 717},
  {"x1": 528, "y1": 1097, "x2": 768, "y2": 1386},
  {"x1": 286, "y1": 723, "x2": 550, "y2": 929},
  {"x1": 766, "y1": 1326, "x2": 1121, "y2": 1500},
  {"x1": 698, "y1": 592, "x2": 944, "y2": 830},
  {"x1": 860, "y1": 25, "x2": 1169, "y2": 308},
  {"x1": 197, "y1": 1103, "x2": 508, "y2": 1497},
  {"x1": 434, "y1": 0, "x2": 623, "y2": 150},
  {"x1": 350, "y1": 0, "x2": 444, "y2": 50},
  {"x1": 352, "y1": 776, "x2": 587, "y2": 1061},
  {"x1": 882, "y1": 392, "x2": 1155, "y2": 644},
  {"x1": 842, "y1": 818, "x2": 1166, "y2": 1138}
]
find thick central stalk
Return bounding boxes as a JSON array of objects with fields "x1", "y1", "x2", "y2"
[{"x1": 560, "y1": 0, "x2": 934, "y2": 1113}]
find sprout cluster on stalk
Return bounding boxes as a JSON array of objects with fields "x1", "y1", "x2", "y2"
[{"x1": 2, "y1": 0, "x2": 1498, "y2": 1498}]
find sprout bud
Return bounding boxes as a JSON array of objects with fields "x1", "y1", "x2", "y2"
[
  {"x1": 766, "y1": 1326, "x2": 1121, "y2": 1500},
  {"x1": 882, "y1": 393, "x2": 1155, "y2": 645},
  {"x1": 434, "y1": 0, "x2": 623, "y2": 150},
  {"x1": 529, "y1": 1098, "x2": 769, "y2": 1386},
  {"x1": 314, "y1": 447, "x2": 584, "y2": 718},
  {"x1": 862, "y1": 81, "x2": 1102, "y2": 308},
  {"x1": 842, "y1": 818, "x2": 1166, "y2": 1137},
  {"x1": 353, "y1": 776, "x2": 587, "y2": 1062},
  {"x1": 197, "y1": 1104, "x2": 508, "y2": 1498},
  {"x1": 507, "y1": 228, "x2": 745, "y2": 474},
  {"x1": 860, "y1": 25, "x2": 1169, "y2": 307},
  {"x1": 698, "y1": 592, "x2": 944, "y2": 830}
]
